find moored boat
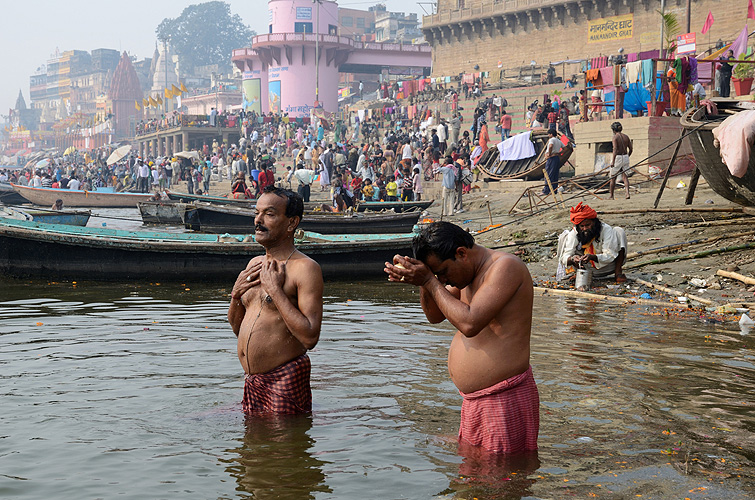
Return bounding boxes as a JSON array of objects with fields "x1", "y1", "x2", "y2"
[
  {"x1": 137, "y1": 200, "x2": 191, "y2": 225},
  {"x1": 0, "y1": 218, "x2": 413, "y2": 281},
  {"x1": 680, "y1": 100, "x2": 755, "y2": 207},
  {"x1": 0, "y1": 182, "x2": 27, "y2": 205},
  {"x1": 183, "y1": 202, "x2": 423, "y2": 234},
  {"x1": 0, "y1": 206, "x2": 91, "y2": 226},
  {"x1": 477, "y1": 129, "x2": 573, "y2": 181},
  {"x1": 12, "y1": 184, "x2": 154, "y2": 208},
  {"x1": 165, "y1": 189, "x2": 434, "y2": 213}
]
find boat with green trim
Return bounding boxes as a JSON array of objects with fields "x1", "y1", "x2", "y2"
[{"x1": 0, "y1": 218, "x2": 413, "y2": 281}]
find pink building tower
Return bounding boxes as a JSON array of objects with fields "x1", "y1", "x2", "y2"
[{"x1": 232, "y1": 0, "x2": 431, "y2": 118}]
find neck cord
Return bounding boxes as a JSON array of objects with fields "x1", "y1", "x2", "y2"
[{"x1": 245, "y1": 247, "x2": 297, "y2": 373}]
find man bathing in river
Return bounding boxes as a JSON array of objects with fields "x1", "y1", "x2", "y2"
[
  {"x1": 384, "y1": 221, "x2": 539, "y2": 454},
  {"x1": 228, "y1": 186, "x2": 323, "y2": 414}
]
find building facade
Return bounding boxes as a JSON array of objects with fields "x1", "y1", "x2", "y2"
[{"x1": 423, "y1": 0, "x2": 749, "y2": 77}]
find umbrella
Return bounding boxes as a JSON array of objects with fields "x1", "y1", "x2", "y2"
[
  {"x1": 106, "y1": 145, "x2": 132, "y2": 165},
  {"x1": 64, "y1": 146, "x2": 76, "y2": 155},
  {"x1": 35, "y1": 159, "x2": 50, "y2": 168}
]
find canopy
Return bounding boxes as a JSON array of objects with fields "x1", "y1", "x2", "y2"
[
  {"x1": 63, "y1": 146, "x2": 76, "y2": 155},
  {"x1": 35, "y1": 159, "x2": 50, "y2": 168},
  {"x1": 106, "y1": 145, "x2": 132, "y2": 165}
]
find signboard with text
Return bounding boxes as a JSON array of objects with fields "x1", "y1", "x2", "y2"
[
  {"x1": 296, "y1": 7, "x2": 312, "y2": 20},
  {"x1": 588, "y1": 14, "x2": 633, "y2": 43},
  {"x1": 676, "y1": 33, "x2": 696, "y2": 55}
]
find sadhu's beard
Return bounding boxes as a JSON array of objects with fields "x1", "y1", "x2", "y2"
[{"x1": 577, "y1": 219, "x2": 602, "y2": 245}]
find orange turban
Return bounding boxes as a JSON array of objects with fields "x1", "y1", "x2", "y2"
[{"x1": 570, "y1": 202, "x2": 597, "y2": 225}]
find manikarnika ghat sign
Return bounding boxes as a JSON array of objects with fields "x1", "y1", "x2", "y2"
[{"x1": 588, "y1": 14, "x2": 634, "y2": 43}]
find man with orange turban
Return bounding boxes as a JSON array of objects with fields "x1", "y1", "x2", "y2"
[{"x1": 556, "y1": 202, "x2": 628, "y2": 282}]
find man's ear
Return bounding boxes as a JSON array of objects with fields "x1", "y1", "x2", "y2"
[
  {"x1": 287, "y1": 216, "x2": 301, "y2": 232},
  {"x1": 455, "y1": 246, "x2": 468, "y2": 261}
]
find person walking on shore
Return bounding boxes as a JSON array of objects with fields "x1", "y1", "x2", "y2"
[
  {"x1": 541, "y1": 129, "x2": 562, "y2": 196},
  {"x1": 609, "y1": 122, "x2": 632, "y2": 200}
]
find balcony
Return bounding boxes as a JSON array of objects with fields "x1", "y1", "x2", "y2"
[
  {"x1": 423, "y1": 0, "x2": 571, "y2": 28},
  {"x1": 232, "y1": 35, "x2": 430, "y2": 60}
]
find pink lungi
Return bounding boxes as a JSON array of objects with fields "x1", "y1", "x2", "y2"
[
  {"x1": 458, "y1": 365, "x2": 539, "y2": 454},
  {"x1": 242, "y1": 354, "x2": 312, "y2": 415}
]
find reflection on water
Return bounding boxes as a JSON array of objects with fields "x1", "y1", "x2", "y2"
[
  {"x1": 0, "y1": 278, "x2": 753, "y2": 499},
  {"x1": 223, "y1": 415, "x2": 330, "y2": 499}
]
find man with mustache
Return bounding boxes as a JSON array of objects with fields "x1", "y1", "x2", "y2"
[
  {"x1": 228, "y1": 186, "x2": 323, "y2": 414},
  {"x1": 559, "y1": 202, "x2": 628, "y2": 282}
]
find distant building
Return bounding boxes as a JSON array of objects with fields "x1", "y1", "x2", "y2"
[
  {"x1": 29, "y1": 48, "x2": 119, "y2": 126},
  {"x1": 109, "y1": 52, "x2": 143, "y2": 139},
  {"x1": 374, "y1": 10, "x2": 421, "y2": 43}
]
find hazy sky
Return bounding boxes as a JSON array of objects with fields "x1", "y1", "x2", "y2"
[{"x1": 1, "y1": 0, "x2": 427, "y2": 116}]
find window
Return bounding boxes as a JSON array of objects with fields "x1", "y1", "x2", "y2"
[
  {"x1": 356, "y1": 17, "x2": 365, "y2": 28},
  {"x1": 294, "y1": 22, "x2": 313, "y2": 33},
  {"x1": 342, "y1": 16, "x2": 353, "y2": 27},
  {"x1": 328, "y1": 24, "x2": 338, "y2": 35},
  {"x1": 457, "y1": 0, "x2": 465, "y2": 8}
]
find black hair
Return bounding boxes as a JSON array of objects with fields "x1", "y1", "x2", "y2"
[
  {"x1": 262, "y1": 185, "x2": 304, "y2": 219},
  {"x1": 548, "y1": 128, "x2": 557, "y2": 137},
  {"x1": 412, "y1": 221, "x2": 475, "y2": 262},
  {"x1": 611, "y1": 122, "x2": 623, "y2": 133}
]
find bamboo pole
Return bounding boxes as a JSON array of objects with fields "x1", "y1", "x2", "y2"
[
  {"x1": 598, "y1": 207, "x2": 744, "y2": 215},
  {"x1": 534, "y1": 286, "x2": 692, "y2": 309},
  {"x1": 631, "y1": 277, "x2": 714, "y2": 306},
  {"x1": 684, "y1": 167, "x2": 701, "y2": 205},
  {"x1": 715, "y1": 270, "x2": 755, "y2": 286},
  {"x1": 626, "y1": 242, "x2": 755, "y2": 269},
  {"x1": 654, "y1": 130, "x2": 687, "y2": 209},
  {"x1": 626, "y1": 230, "x2": 755, "y2": 260}
]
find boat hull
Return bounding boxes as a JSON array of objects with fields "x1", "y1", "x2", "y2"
[
  {"x1": 12, "y1": 184, "x2": 154, "y2": 208},
  {"x1": 25, "y1": 209, "x2": 90, "y2": 226},
  {"x1": 166, "y1": 190, "x2": 434, "y2": 213},
  {"x1": 681, "y1": 103, "x2": 755, "y2": 207},
  {"x1": 0, "y1": 182, "x2": 27, "y2": 205},
  {"x1": 0, "y1": 219, "x2": 413, "y2": 281},
  {"x1": 185, "y1": 203, "x2": 422, "y2": 234},
  {"x1": 137, "y1": 201, "x2": 188, "y2": 224}
]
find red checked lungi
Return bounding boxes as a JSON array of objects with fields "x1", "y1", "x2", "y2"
[
  {"x1": 458, "y1": 365, "x2": 539, "y2": 454},
  {"x1": 242, "y1": 354, "x2": 312, "y2": 415}
]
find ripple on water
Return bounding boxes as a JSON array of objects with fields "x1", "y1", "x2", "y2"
[{"x1": 0, "y1": 280, "x2": 752, "y2": 499}]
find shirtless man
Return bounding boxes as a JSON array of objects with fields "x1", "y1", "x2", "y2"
[
  {"x1": 228, "y1": 186, "x2": 323, "y2": 414},
  {"x1": 609, "y1": 122, "x2": 633, "y2": 200},
  {"x1": 384, "y1": 221, "x2": 538, "y2": 454}
]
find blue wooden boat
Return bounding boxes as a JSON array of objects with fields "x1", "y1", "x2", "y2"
[
  {"x1": 0, "y1": 206, "x2": 91, "y2": 226},
  {"x1": 0, "y1": 218, "x2": 414, "y2": 281}
]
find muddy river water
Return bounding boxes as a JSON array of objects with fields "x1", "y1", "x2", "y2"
[{"x1": 0, "y1": 278, "x2": 752, "y2": 499}]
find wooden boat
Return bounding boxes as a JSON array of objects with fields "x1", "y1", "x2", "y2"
[
  {"x1": 0, "y1": 206, "x2": 91, "y2": 226},
  {"x1": 165, "y1": 189, "x2": 434, "y2": 213},
  {"x1": 183, "y1": 202, "x2": 423, "y2": 234},
  {"x1": 0, "y1": 218, "x2": 414, "y2": 281},
  {"x1": 0, "y1": 182, "x2": 28, "y2": 205},
  {"x1": 12, "y1": 184, "x2": 154, "y2": 208},
  {"x1": 476, "y1": 130, "x2": 573, "y2": 181},
  {"x1": 680, "y1": 100, "x2": 755, "y2": 207},
  {"x1": 137, "y1": 200, "x2": 190, "y2": 225}
]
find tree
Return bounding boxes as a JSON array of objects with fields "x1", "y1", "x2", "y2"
[{"x1": 156, "y1": 1, "x2": 254, "y2": 73}]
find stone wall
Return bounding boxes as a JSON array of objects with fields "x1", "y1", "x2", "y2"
[{"x1": 424, "y1": 0, "x2": 748, "y2": 77}]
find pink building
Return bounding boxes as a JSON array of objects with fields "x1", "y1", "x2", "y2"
[{"x1": 232, "y1": 0, "x2": 430, "y2": 118}]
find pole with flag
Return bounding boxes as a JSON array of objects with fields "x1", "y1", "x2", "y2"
[{"x1": 749, "y1": 0, "x2": 755, "y2": 20}]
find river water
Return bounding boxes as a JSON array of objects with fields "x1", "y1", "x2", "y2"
[{"x1": 0, "y1": 277, "x2": 753, "y2": 500}]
